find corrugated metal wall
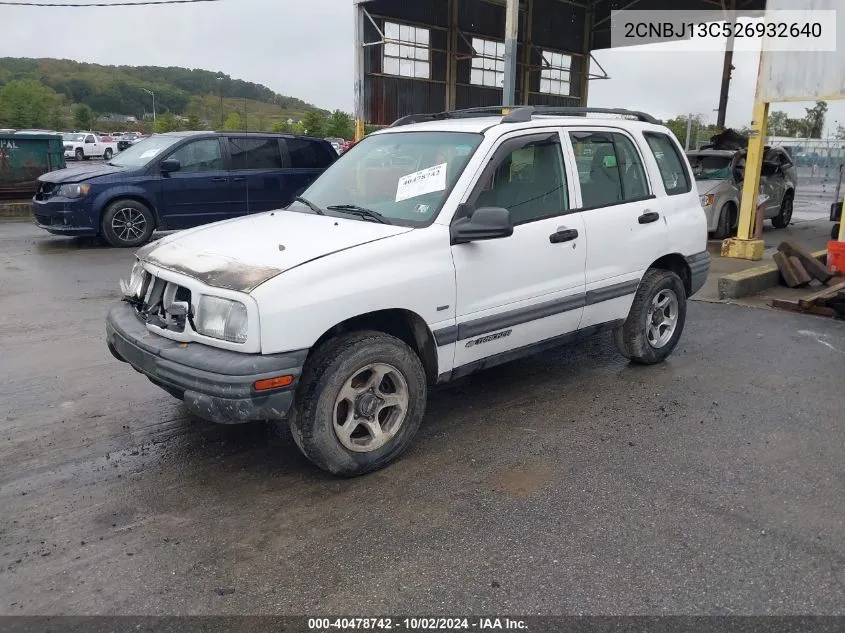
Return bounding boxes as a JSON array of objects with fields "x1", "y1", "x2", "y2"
[{"x1": 361, "y1": 0, "x2": 587, "y2": 125}]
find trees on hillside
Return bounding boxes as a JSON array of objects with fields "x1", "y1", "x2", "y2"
[
  {"x1": 325, "y1": 110, "x2": 354, "y2": 140},
  {"x1": 0, "y1": 80, "x2": 63, "y2": 129},
  {"x1": 72, "y1": 103, "x2": 95, "y2": 131},
  {"x1": 301, "y1": 110, "x2": 327, "y2": 137},
  {"x1": 767, "y1": 101, "x2": 828, "y2": 138}
]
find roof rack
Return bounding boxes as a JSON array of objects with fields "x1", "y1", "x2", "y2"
[{"x1": 388, "y1": 105, "x2": 659, "y2": 128}]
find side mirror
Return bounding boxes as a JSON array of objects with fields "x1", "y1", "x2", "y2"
[
  {"x1": 160, "y1": 159, "x2": 181, "y2": 173},
  {"x1": 451, "y1": 207, "x2": 513, "y2": 245}
]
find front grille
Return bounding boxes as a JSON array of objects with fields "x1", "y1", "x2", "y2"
[
  {"x1": 64, "y1": 145, "x2": 73, "y2": 151},
  {"x1": 132, "y1": 271, "x2": 192, "y2": 333}
]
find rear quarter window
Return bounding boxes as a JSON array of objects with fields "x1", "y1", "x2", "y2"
[
  {"x1": 284, "y1": 138, "x2": 335, "y2": 169},
  {"x1": 643, "y1": 132, "x2": 692, "y2": 196}
]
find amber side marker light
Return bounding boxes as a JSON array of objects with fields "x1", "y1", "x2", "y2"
[{"x1": 254, "y1": 375, "x2": 294, "y2": 391}]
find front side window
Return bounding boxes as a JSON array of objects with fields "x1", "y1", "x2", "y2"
[
  {"x1": 167, "y1": 138, "x2": 224, "y2": 173},
  {"x1": 293, "y1": 131, "x2": 482, "y2": 226},
  {"x1": 645, "y1": 132, "x2": 691, "y2": 195},
  {"x1": 228, "y1": 137, "x2": 283, "y2": 170},
  {"x1": 569, "y1": 131, "x2": 650, "y2": 208},
  {"x1": 471, "y1": 134, "x2": 568, "y2": 225}
]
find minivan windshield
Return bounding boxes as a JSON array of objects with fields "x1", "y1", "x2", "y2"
[
  {"x1": 688, "y1": 154, "x2": 733, "y2": 180},
  {"x1": 291, "y1": 131, "x2": 483, "y2": 226},
  {"x1": 109, "y1": 134, "x2": 183, "y2": 168}
]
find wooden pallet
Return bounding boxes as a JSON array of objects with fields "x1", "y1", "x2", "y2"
[{"x1": 771, "y1": 280, "x2": 845, "y2": 318}]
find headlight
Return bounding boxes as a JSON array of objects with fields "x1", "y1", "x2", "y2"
[
  {"x1": 56, "y1": 183, "x2": 91, "y2": 198},
  {"x1": 195, "y1": 296, "x2": 248, "y2": 344},
  {"x1": 119, "y1": 260, "x2": 146, "y2": 298},
  {"x1": 699, "y1": 194, "x2": 714, "y2": 207}
]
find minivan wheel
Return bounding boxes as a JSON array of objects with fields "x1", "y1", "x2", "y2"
[
  {"x1": 772, "y1": 192, "x2": 794, "y2": 228},
  {"x1": 101, "y1": 199, "x2": 155, "y2": 247},
  {"x1": 288, "y1": 330, "x2": 427, "y2": 477},
  {"x1": 613, "y1": 268, "x2": 687, "y2": 365}
]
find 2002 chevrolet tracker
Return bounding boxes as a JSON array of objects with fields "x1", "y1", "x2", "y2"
[{"x1": 106, "y1": 106, "x2": 710, "y2": 476}]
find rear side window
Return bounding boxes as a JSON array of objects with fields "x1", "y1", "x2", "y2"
[
  {"x1": 227, "y1": 137, "x2": 283, "y2": 170},
  {"x1": 643, "y1": 132, "x2": 691, "y2": 195},
  {"x1": 569, "y1": 131, "x2": 650, "y2": 208},
  {"x1": 284, "y1": 138, "x2": 335, "y2": 169}
]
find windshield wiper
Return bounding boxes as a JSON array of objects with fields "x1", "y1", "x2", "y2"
[
  {"x1": 293, "y1": 196, "x2": 325, "y2": 215},
  {"x1": 326, "y1": 204, "x2": 391, "y2": 224}
]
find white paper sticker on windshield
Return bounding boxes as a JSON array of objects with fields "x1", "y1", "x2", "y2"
[
  {"x1": 395, "y1": 163, "x2": 448, "y2": 202},
  {"x1": 140, "y1": 149, "x2": 160, "y2": 159}
]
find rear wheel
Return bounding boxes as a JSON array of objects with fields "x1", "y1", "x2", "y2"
[
  {"x1": 771, "y1": 192, "x2": 794, "y2": 229},
  {"x1": 614, "y1": 269, "x2": 687, "y2": 365},
  {"x1": 101, "y1": 199, "x2": 155, "y2": 247},
  {"x1": 103, "y1": 148, "x2": 113, "y2": 160},
  {"x1": 287, "y1": 331, "x2": 427, "y2": 477}
]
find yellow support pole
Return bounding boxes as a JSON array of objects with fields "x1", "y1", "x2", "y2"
[
  {"x1": 722, "y1": 100, "x2": 769, "y2": 260},
  {"x1": 839, "y1": 196, "x2": 845, "y2": 242},
  {"x1": 354, "y1": 119, "x2": 365, "y2": 142}
]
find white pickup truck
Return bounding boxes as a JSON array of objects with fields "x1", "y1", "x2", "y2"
[{"x1": 62, "y1": 132, "x2": 118, "y2": 161}]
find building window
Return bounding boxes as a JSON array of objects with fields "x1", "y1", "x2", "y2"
[
  {"x1": 470, "y1": 38, "x2": 505, "y2": 88},
  {"x1": 540, "y1": 51, "x2": 572, "y2": 96},
  {"x1": 383, "y1": 21, "x2": 430, "y2": 79}
]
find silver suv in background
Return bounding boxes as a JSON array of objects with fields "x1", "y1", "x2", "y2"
[{"x1": 687, "y1": 145, "x2": 797, "y2": 239}]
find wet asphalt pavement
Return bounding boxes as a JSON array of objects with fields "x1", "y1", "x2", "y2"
[{"x1": 1, "y1": 221, "x2": 845, "y2": 615}]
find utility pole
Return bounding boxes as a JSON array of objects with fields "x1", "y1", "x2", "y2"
[
  {"x1": 685, "y1": 114, "x2": 694, "y2": 150},
  {"x1": 142, "y1": 88, "x2": 155, "y2": 122},
  {"x1": 715, "y1": 0, "x2": 736, "y2": 131},
  {"x1": 216, "y1": 77, "x2": 224, "y2": 128}
]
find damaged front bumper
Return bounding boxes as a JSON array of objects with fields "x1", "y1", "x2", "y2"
[{"x1": 106, "y1": 302, "x2": 306, "y2": 424}]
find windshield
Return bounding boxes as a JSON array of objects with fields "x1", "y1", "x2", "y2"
[
  {"x1": 291, "y1": 131, "x2": 483, "y2": 226},
  {"x1": 63, "y1": 133, "x2": 85, "y2": 142},
  {"x1": 109, "y1": 134, "x2": 183, "y2": 167},
  {"x1": 688, "y1": 154, "x2": 733, "y2": 180}
]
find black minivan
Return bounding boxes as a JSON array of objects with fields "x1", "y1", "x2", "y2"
[{"x1": 32, "y1": 131, "x2": 337, "y2": 247}]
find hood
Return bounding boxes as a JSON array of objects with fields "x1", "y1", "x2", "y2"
[
  {"x1": 694, "y1": 179, "x2": 729, "y2": 195},
  {"x1": 39, "y1": 164, "x2": 126, "y2": 184},
  {"x1": 136, "y1": 211, "x2": 415, "y2": 293}
]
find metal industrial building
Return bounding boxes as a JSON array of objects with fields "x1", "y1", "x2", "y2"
[{"x1": 353, "y1": 0, "x2": 766, "y2": 133}]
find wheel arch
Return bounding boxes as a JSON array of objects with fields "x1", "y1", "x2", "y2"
[
  {"x1": 648, "y1": 253, "x2": 692, "y2": 297},
  {"x1": 310, "y1": 308, "x2": 439, "y2": 385}
]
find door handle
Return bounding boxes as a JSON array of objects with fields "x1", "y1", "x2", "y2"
[
  {"x1": 638, "y1": 211, "x2": 660, "y2": 224},
  {"x1": 211, "y1": 176, "x2": 228, "y2": 182},
  {"x1": 549, "y1": 228, "x2": 579, "y2": 243}
]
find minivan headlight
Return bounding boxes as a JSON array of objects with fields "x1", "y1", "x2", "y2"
[
  {"x1": 195, "y1": 296, "x2": 248, "y2": 344},
  {"x1": 56, "y1": 183, "x2": 91, "y2": 198}
]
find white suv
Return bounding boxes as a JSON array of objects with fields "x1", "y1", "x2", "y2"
[{"x1": 106, "y1": 107, "x2": 710, "y2": 477}]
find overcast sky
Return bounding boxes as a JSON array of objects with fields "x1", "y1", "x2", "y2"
[{"x1": 1, "y1": 0, "x2": 843, "y2": 135}]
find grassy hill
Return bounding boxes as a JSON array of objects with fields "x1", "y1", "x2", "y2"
[{"x1": 0, "y1": 57, "x2": 324, "y2": 128}]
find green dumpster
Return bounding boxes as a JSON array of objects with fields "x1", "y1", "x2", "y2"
[{"x1": 0, "y1": 131, "x2": 66, "y2": 199}]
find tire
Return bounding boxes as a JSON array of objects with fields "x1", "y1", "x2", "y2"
[
  {"x1": 613, "y1": 268, "x2": 687, "y2": 365},
  {"x1": 101, "y1": 199, "x2": 155, "y2": 247},
  {"x1": 74, "y1": 149, "x2": 84, "y2": 161},
  {"x1": 287, "y1": 330, "x2": 427, "y2": 477},
  {"x1": 771, "y1": 192, "x2": 794, "y2": 229},
  {"x1": 103, "y1": 148, "x2": 113, "y2": 160},
  {"x1": 713, "y1": 203, "x2": 736, "y2": 239},
  {"x1": 832, "y1": 223, "x2": 840, "y2": 241}
]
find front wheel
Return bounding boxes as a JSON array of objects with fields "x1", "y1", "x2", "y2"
[
  {"x1": 101, "y1": 199, "x2": 155, "y2": 247},
  {"x1": 288, "y1": 331, "x2": 427, "y2": 477},
  {"x1": 614, "y1": 269, "x2": 687, "y2": 365},
  {"x1": 771, "y1": 193, "x2": 793, "y2": 229},
  {"x1": 713, "y1": 203, "x2": 736, "y2": 239},
  {"x1": 74, "y1": 149, "x2": 84, "y2": 161}
]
